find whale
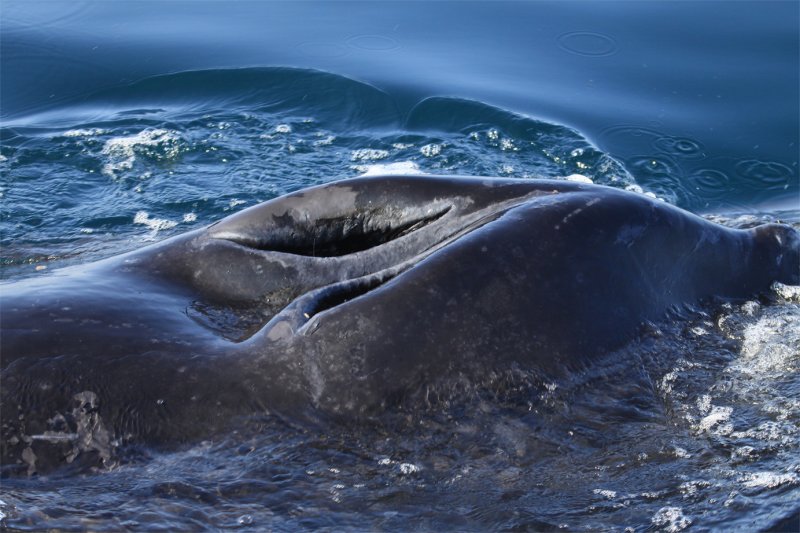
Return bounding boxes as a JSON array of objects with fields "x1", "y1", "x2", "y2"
[{"x1": 1, "y1": 175, "x2": 798, "y2": 475}]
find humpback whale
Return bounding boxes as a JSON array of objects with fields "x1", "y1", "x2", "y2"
[{"x1": 1, "y1": 175, "x2": 798, "y2": 474}]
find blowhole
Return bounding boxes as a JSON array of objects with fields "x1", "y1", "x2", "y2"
[{"x1": 226, "y1": 204, "x2": 451, "y2": 257}]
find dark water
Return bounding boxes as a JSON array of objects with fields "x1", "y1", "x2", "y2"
[{"x1": 1, "y1": 1, "x2": 799, "y2": 531}]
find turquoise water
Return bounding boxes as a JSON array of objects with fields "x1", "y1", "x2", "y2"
[{"x1": 1, "y1": 2, "x2": 799, "y2": 531}]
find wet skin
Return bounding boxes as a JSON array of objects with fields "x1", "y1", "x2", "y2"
[{"x1": 2, "y1": 175, "x2": 798, "y2": 474}]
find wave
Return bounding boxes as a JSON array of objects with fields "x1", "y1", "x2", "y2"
[{"x1": 1, "y1": 67, "x2": 634, "y2": 277}]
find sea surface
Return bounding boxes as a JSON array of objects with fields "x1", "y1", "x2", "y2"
[{"x1": 1, "y1": 1, "x2": 799, "y2": 531}]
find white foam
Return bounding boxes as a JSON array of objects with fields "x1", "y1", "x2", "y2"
[
  {"x1": 730, "y1": 420, "x2": 795, "y2": 444},
  {"x1": 593, "y1": 488, "x2": 617, "y2": 499},
  {"x1": 376, "y1": 457, "x2": 419, "y2": 475},
  {"x1": 314, "y1": 135, "x2": 336, "y2": 146},
  {"x1": 740, "y1": 300, "x2": 760, "y2": 316},
  {"x1": 357, "y1": 161, "x2": 422, "y2": 177},
  {"x1": 772, "y1": 282, "x2": 800, "y2": 302},
  {"x1": 660, "y1": 371, "x2": 678, "y2": 395},
  {"x1": 133, "y1": 211, "x2": 177, "y2": 238},
  {"x1": 101, "y1": 129, "x2": 180, "y2": 179},
  {"x1": 274, "y1": 124, "x2": 292, "y2": 134},
  {"x1": 564, "y1": 174, "x2": 593, "y2": 184},
  {"x1": 673, "y1": 447, "x2": 691, "y2": 459},
  {"x1": 420, "y1": 143, "x2": 442, "y2": 157},
  {"x1": 735, "y1": 310, "x2": 800, "y2": 374},
  {"x1": 696, "y1": 394, "x2": 712, "y2": 414},
  {"x1": 678, "y1": 480, "x2": 709, "y2": 496},
  {"x1": 350, "y1": 148, "x2": 389, "y2": 161},
  {"x1": 500, "y1": 139, "x2": 517, "y2": 151},
  {"x1": 651, "y1": 507, "x2": 692, "y2": 532},
  {"x1": 697, "y1": 406, "x2": 733, "y2": 433},
  {"x1": 731, "y1": 445, "x2": 757, "y2": 462},
  {"x1": 399, "y1": 463, "x2": 419, "y2": 475},
  {"x1": 61, "y1": 128, "x2": 108, "y2": 138},
  {"x1": 740, "y1": 471, "x2": 798, "y2": 489},
  {"x1": 182, "y1": 213, "x2": 197, "y2": 223},
  {"x1": 624, "y1": 183, "x2": 659, "y2": 199}
]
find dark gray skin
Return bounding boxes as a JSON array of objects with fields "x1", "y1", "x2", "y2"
[{"x1": 1, "y1": 175, "x2": 798, "y2": 474}]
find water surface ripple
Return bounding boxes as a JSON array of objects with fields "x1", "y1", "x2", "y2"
[{"x1": 1, "y1": 2, "x2": 798, "y2": 531}]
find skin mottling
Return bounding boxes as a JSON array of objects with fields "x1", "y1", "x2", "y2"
[{"x1": 1, "y1": 175, "x2": 797, "y2": 474}]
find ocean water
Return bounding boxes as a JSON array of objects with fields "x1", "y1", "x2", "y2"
[{"x1": 1, "y1": 1, "x2": 799, "y2": 531}]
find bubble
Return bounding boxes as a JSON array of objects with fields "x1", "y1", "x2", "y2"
[
  {"x1": 347, "y1": 34, "x2": 400, "y2": 51},
  {"x1": 557, "y1": 31, "x2": 618, "y2": 57}
]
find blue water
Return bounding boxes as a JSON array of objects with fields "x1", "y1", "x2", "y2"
[{"x1": 1, "y1": 1, "x2": 799, "y2": 531}]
